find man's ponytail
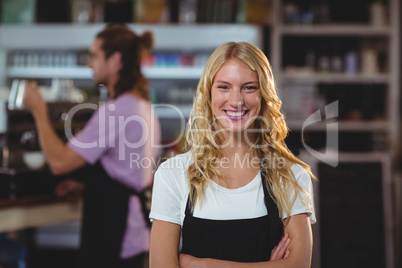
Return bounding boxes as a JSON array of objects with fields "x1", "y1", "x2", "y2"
[{"x1": 140, "y1": 31, "x2": 154, "y2": 50}]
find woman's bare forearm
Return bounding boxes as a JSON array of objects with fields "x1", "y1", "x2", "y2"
[{"x1": 150, "y1": 220, "x2": 181, "y2": 268}]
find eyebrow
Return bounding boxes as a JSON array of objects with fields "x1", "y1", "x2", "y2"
[{"x1": 214, "y1": 80, "x2": 259, "y2": 86}]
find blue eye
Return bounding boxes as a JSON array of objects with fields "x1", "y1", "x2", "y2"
[
  {"x1": 244, "y1": 86, "x2": 257, "y2": 90},
  {"x1": 218, "y1": 85, "x2": 229, "y2": 89}
]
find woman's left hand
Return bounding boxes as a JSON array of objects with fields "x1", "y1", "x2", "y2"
[
  {"x1": 269, "y1": 233, "x2": 291, "y2": 261},
  {"x1": 179, "y1": 253, "x2": 206, "y2": 268}
]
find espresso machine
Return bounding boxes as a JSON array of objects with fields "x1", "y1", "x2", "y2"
[{"x1": 0, "y1": 99, "x2": 94, "y2": 200}]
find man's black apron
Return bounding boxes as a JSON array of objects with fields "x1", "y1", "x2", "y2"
[
  {"x1": 78, "y1": 162, "x2": 139, "y2": 268},
  {"x1": 181, "y1": 171, "x2": 284, "y2": 262}
]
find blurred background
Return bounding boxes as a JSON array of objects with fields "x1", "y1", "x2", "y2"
[{"x1": 0, "y1": 0, "x2": 400, "y2": 267}]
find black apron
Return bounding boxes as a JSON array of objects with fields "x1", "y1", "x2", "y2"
[
  {"x1": 78, "y1": 162, "x2": 141, "y2": 268},
  {"x1": 181, "y1": 171, "x2": 284, "y2": 262}
]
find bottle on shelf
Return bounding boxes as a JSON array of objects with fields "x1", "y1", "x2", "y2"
[
  {"x1": 136, "y1": 0, "x2": 170, "y2": 23},
  {"x1": 71, "y1": 0, "x2": 95, "y2": 23},
  {"x1": 331, "y1": 55, "x2": 343, "y2": 73},
  {"x1": 283, "y1": 3, "x2": 300, "y2": 25},
  {"x1": 316, "y1": 1, "x2": 330, "y2": 24},
  {"x1": 318, "y1": 53, "x2": 330, "y2": 73},
  {"x1": 370, "y1": 1, "x2": 387, "y2": 26},
  {"x1": 331, "y1": 43, "x2": 343, "y2": 73},
  {"x1": 361, "y1": 48, "x2": 379, "y2": 75},
  {"x1": 179, "y1": 0, "x2": 197, "y2": 23},
  {"x1": 344, "y1": 51, "x2": 359, "y2": 75},
  {"x1": 305, "y1": 49, "x2": 316, "y2": 73}
]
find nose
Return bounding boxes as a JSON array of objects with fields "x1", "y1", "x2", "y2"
[{"x1": 228, "y1": 90, "x2": 243, "y2": 108}]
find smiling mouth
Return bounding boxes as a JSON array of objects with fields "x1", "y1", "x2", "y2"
[{"x1": 224, "y1": 110, "x2": 249, "y2": 117}]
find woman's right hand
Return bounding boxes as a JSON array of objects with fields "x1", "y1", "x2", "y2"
[{"x1": 269, "y1": 233, "x2": 291, "y2": 261}]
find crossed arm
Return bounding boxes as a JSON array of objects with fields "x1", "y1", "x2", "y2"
[{"x1": 149, "y1": 213, "x2": 312, "y2": 268}]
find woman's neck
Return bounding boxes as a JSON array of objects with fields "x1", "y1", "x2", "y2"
[
  {"x1": 213, "y1": 133, "x2": 260, "y2": 189},
  {"x1": 219, "y1": 132, "x2": 256, "y2": 159}
]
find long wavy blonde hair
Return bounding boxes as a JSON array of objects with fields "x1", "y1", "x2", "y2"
[{"x1": 186, "y1": 42, "x2": 315, "y2": 225}]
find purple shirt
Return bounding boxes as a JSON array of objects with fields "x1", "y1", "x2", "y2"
[{"x1": 68, "y1": 94, "x2": 161, "y2": 258}]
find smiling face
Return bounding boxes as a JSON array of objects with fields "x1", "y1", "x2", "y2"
[{"x1": 210, "y1": 58, "x2": 262, "y2": 133}]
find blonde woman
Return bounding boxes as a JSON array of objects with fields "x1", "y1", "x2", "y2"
[{"x1": 149, "y1": 42, "x2": 316, "y2": 267}]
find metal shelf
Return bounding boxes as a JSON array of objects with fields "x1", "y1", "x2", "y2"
[
  {"x1": 280, "y1": 73, "x2": 390, "y2": 84},
  {"x1": 278, "y1": 25, "x2": 391, "y2": 36},
  {"x1": 145, "y1": 67, "x2": 203, "y2": 79},
  {"x1": 7, "y1": 67, "x2": 91, "y2": 79},
  {"x1": 272, "y1": 2, "x2": 399, "y2": 268},
  {"x1": 300, "y1": 150, "x2": 391, "y2": 163},
  {"x1": 0, "y1": 24, "x2": 262, "y2": 50},
  {"x1": 286, "y1": 120, "x2": 388, "y2": 131},
  {"x1": 154, "y1": 104, "x2": 192, "y2": 119},
  {"x1": 7, "y1": 66, "x2": 204, "y2": 80}
]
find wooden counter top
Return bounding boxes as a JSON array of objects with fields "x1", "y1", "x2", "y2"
[{"x1": 0, "y1": 194, "x2": 82, "y2": 232}]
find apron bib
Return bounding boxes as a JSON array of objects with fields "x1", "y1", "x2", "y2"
[{"x1": 181, "y1": 171, "x2": 284, "y2": 262}]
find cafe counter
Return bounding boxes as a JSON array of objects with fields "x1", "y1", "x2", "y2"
[{"x1": 0, "y1": 194, "x2": 82, "y2": 232}]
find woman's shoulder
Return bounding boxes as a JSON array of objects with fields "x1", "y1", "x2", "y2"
[
  {"x1": 153, "y1": 152, "x2": 192, "y2": 193},
  {"x1": 156, "y1": 151, "x2": 193, "y2": 177},
  {"x1": 290, "y1": 163, "x2": 312, "y2": 185},
  {"x1": 290, "y1": 163, "x2": 307, "y2": 175}
]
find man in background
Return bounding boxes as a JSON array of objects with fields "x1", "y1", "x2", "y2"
[{"x1": 23, "y1": 24, "x2": 161, "y2": 268}]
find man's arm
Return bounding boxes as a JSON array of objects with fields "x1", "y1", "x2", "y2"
[{"x1": 23, "y1": 82, "x2": 86, "y2": 175}]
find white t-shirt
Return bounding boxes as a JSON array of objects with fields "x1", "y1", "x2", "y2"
[{"x1": 150, "y1": 152, "x2": 316, "y2": 226}]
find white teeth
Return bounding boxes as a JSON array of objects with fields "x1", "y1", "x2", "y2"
[{"x1": 226, "y1": 111, "x2": 246, "y2": 117}]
